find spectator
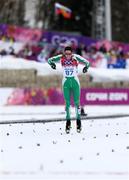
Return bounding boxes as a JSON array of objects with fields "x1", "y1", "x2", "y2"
[
  {"x1": 0, "y1": 49, "x2": 7, "y2": 56},
  {"x1": 8, "y1": 46, "x2": 15, "y2": 56}
]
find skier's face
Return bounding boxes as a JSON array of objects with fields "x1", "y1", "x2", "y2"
[{"x1": 64, "y1": 50, "x2": 72, "y2": 60}]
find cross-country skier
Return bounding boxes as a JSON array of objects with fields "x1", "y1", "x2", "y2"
[{"x1": 48, "y1": 46, "x2": 90, "y2": 133}]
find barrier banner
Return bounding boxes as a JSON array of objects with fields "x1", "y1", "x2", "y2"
[
  {"x1": 0, "y1": 88, "x2": 129, "y2": 106},
  {"x1": 41, "y1": 31, "x2": 97, "y2": 46},
  {"x1": 0, "y1": 24, "x2": 42, "y2": 43},
  {"x1": 81, "y1": 88, "x2": 129, "y2": 105},
  {"x1": 0, "y1": 88, "x2": 64, "y2": 105},
  {"x1": 0, "y1": 24, "x2": 7, "y2": 35},
  {"x1": 7, "y1": 25, "x2": 42, "y2": 43}
]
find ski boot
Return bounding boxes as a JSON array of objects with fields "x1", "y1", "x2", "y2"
[
  {"x1": 76, "y1": 119, "x2": 82, "y2": 133},
  {"x1": 81, "y1": 106, "x2": 87, "y2": 116},
  {"x1": 65, "y1": 120, "x2": 71, "y2": 134}
]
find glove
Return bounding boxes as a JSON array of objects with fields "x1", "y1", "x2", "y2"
[
  {"x1": 50, "y1": 62, "x2": 56, "y2": 69},
  {"x1": 83, "y1": 66, "x2": 88, "y2": 73}
]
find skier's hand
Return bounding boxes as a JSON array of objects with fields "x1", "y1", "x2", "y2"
[
  {"x1": 83, "y1": 66, "x2": 88, "y2": 73},
  {"x1": 50, "y1": 62, "x2": 56, "y2": 70}
]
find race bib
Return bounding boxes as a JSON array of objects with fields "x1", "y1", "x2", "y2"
[{"x1": 63, "y1": 66, "x2": 77, "y2": 77}]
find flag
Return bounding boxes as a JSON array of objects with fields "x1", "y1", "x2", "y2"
[{"x1": 55, "y1": 3, "x2": 72, "y2": 19}]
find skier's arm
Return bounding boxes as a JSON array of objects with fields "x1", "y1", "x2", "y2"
[
  {"x1": 48, "y1": 54, "x2": 62, "y2": 65},
  {"x1": 74, "y1": 54, "x2": 90, "y2": 73},
  {"x1": 74, "y1": 54, "x2": 90, "y2": 68},
  {"x1": 48, "y1": 54, "x2": 62, "y2": 70}
]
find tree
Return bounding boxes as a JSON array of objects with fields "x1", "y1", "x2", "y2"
[
  {"x1": 0, "y1": 0, "x2": 25, "y2": 26},
  {"x1": 111, "y1": 0, "x2": 129, "y2": 42}
]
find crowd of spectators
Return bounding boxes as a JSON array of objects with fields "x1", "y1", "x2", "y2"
[{"x1": 0, "y1": 34, "x2": 129, "y2": 69}]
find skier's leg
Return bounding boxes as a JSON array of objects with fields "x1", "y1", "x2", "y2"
[
  {"x1": 62, "y1": 78, "x2": 71, "y2": 121},
  {"x1": 72, "y1": 77, "x2": 81, "y2": 120},
  {"x1": 72, "y1": 77, "x2": 82, "y2": 132},
  {"x1": 62, "y1": 78, "x2": 71, "y2": 133}
]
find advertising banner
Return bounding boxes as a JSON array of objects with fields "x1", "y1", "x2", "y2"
[
  {"x1": 0, "y1": 88, "x2": 64, "y2": 106},
  {"x1": 41, "y1": 31, "x2": 97, "y2": 46},
  {"x1": 81, "y1": 88, "x2": 129, "y2": 105},
  {"x1": 7, "y1": 26, "x2": 42, "y2": 43},
  {"x1": 0, "y1": 24, "x2": 42, "y2": 43},
  {"x1": 0, "y1": 88, "x2": 129, "y2": 106}
]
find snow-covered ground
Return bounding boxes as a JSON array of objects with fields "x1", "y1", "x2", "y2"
[{"x1": 0, "y1": 105, "x2": 129, "y2": 180}]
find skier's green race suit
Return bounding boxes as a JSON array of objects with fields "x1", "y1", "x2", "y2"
[{"x1": 48, "y1": 50, "x2": 90, "y2": 123}]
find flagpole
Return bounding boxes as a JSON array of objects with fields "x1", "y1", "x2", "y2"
[{"x1": 105, "y1": 0, "x2": 112, "y2": 41}]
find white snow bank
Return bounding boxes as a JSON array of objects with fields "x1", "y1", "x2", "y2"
[
  {"x1": 0, "y1": 41, "x2": 25, "y2": 53},
  {"x1": 1, "y1": 56, "x2": 129, "y2": 82}
]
